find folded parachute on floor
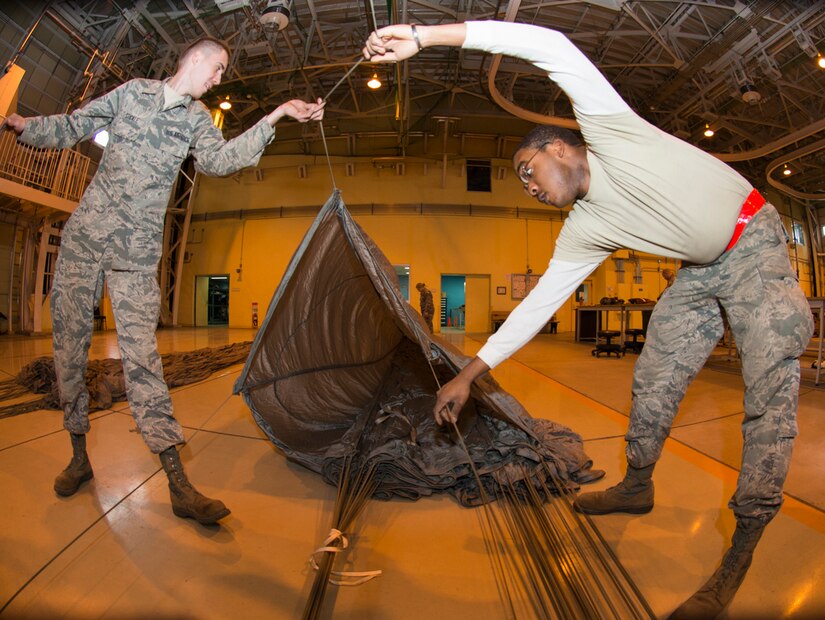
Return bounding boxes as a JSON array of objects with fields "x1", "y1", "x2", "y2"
[{"x1": 233, "y1": 191, "x2": 600, "y2": 506}]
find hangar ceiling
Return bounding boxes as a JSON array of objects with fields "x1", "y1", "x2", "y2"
[{"x1": 2, "y1": 0, "x2": 825, "y2": 203}]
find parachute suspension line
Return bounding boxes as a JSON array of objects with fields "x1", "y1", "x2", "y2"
[
  {"x1": 368, "y1": 0, "x2": 378, "y2": 33},
  {"x1": 315, "y1": 0, "x2": 374, "y2": 190},
  {"x1": 303, "y1": 457, "x2": 380, "y2": 619},
  {"x1": 317, "y1": 121, "x2": 337, "y2": 191},
  {"x1": 423, "y1": 356, "x2": 521, "y2": 615},
  {"x1": 318, "y1": 56, "x2": 367, "y2": 192},
  {"x1": 422, "y1": 355, "x2": 655, "y2": 619},
  {"x1": 322, "y1": 56, "x2": 365, "y2": 105},
  {"x1": 305, "y1": 56, "x2": 379, "y2": 594}
]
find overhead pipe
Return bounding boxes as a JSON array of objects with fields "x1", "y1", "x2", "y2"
[
  {"x1": 486, "y1": 54, "x2": 579, "y2": 130},
  {"x1": 486, "y1": 0, "x2": 579, "y2": 130},
  {"x1": 712, "y1": 117, "x2": 825, "y2": 163},
  {"x1": 765, "y1": 137, "x2": 825, "y2": 202},
  {"x1": 485, "y1": 0, "x2": 825, "y2": 171}
]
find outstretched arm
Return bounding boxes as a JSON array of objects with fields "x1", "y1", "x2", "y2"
[
  {"x1": 193, "y1": 98, "x2": 325, "y2": 176},
  {"x1": 10, "y1": 82, "x2": 126, "y2": 149},
  {"x1": 365, "y1": 21, "x2": 629, "y2": 117}
]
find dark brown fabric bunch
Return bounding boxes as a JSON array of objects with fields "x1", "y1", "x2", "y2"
[{"x1": 0, "y1": 341, "x2": 251, "y2": 419}]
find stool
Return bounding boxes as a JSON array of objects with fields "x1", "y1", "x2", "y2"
[
  {"x1": 624, "y1": 328, "x2": 645, "y2": 354},
  {"x1": 592, "y1": 330, "x2": 623, "y2": 358},
  {"x1": 93, "y1": 307, "x2": 106, "y2": 331}
]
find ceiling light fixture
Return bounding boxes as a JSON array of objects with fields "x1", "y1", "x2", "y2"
[
  {"x1": 731, "y1": 60, "x2": 761, "y2": 105},
  {"x1": 783, "y1": 164, "x2": 792, "y2": 176},
  {"x1": 703, "y1": 124, "x2": 714, "y2": 138},
  {"x1": 818, "y1": 54, "x2": 825, "y2": 69},
  {"x1": 219, "y1": 96, "x2": 231, "y2": 110},
  {"x1": 367, "y1": 73, "x2": 381, "y2": 89},
  {"x1": 260, "y1": 0, "x2": 290, "y2": 31},
  {"x1": 739, "y1": 83, "x2": 761, "y2": 105}
]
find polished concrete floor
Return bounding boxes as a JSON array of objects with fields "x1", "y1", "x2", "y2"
[{"x1": 1, "y1": 326, "x2": 823, "y2": 618}]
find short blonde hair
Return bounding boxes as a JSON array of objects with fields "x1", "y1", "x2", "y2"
[{"x1": 178, "y1": 37, "x2": 230, "y2": 70}]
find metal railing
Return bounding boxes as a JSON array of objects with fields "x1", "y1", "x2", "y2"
[{"x1": 0, "y1": 128, "x2": 91, "y2": 202}]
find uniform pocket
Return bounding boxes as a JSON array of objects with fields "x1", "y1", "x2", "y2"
[
  {"x1": 756, "y1": 249, "x2": 797, "y2": 285},
  {"x1": 144, "y1": 132, "x2": 190, "y2": 171},
  {"x1": 754, "y1": 215, "x2": 796, "y2": 285},
  {"x1": 109, "y1": 115, "x2": 142, "y2": 142},
  {"x1": 156, "y1": 135, "x2": 189, "y2": 159}
]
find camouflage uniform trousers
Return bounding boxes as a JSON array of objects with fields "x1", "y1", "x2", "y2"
[
  {"x1": 51, "y1": 235, "x2": 184, "y2": 454},
  {"x1": 627, "y1": 203, "x2": 814, "y2": 523},
  {"x1": 422, "y1": 312, "x2": 434, "y2": 333}
]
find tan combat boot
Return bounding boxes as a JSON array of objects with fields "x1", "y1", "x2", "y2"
[
  {"x1": 669, "y1": 516, "x2": 765, "y2": 619},
  {"x1": 159, "y1": 446, "x2": 230, "y2": 525},
  {"x1": 54, "y1": 432, "x2": 94, "y2": 496},
  {"x1": 573, "y1": 463, "x2": 654, "y2": 515}
]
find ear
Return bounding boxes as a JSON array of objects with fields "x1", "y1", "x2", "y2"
[{"x1": 552, "y1": 139, "x2": 566, "y2": 159}]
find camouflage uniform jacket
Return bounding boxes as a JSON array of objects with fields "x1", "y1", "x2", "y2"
[
  {"x1": 19, "y1": 78, "x2": 275, "y2": 271},
  {"x1": 419, "y1": 288, "x2": 434, "y2": 318}
]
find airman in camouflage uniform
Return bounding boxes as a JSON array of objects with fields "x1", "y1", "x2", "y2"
[
  {"x1": 416, "y1": 282, "x2": 435, "y2": 332},
  {"x1": 631, "y1": 204, "x2": 812, "y2": 618},
  {"x1": 5, "y1": 37, "x2": 324, "y2": 525},
  {"x1": 398, "y1": 21, "x2": 816, "y2": 619}
]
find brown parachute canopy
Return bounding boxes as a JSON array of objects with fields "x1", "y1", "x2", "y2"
[{"x1": 234, "y1": 192, "x2": 600, "y2": 505}]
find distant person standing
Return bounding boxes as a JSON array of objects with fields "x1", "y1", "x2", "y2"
[
  {"x1": 416, "y1": 282, "x2": 435, "y2": 332},
  {"x1": 658, "y1": 267, "x2": 677, "y2": 300}
]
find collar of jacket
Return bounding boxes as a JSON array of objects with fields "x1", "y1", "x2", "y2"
[{"x1": 138, "y1": 78, "x2": 194, "y2": 110}]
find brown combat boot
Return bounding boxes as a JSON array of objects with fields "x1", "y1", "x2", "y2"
[
  {"x1": 573, "y1": 463, "x2": 654, "y2": 515},
  {"x1": 54, "y1": 432, "x2": 94, "y2": 496},
  {"x1": 669, "y1": 517, "x2": 765, "y2": 619},
  {"x1": 159, "y1": 446, "x2": 230, "y2": 525}
]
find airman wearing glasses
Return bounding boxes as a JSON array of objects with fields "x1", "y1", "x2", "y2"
[{"x1": 365, "y1": 20, "x2": 813, "y2": 619}]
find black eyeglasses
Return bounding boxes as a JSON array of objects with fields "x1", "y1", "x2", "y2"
[{"x1": 516, "y1": 141, "x2": 550, "y2": 186}]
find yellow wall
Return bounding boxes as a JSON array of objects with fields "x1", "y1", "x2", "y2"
[
  {"x1": 193, "y1": 156, "x2": 531, "y2": 213},
  {"x1": 180, "y1": 155, "x2": 807, "y2": 332},
  {"x1": 180, "y1": 213, "x2": 579, "y2": 331}
]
